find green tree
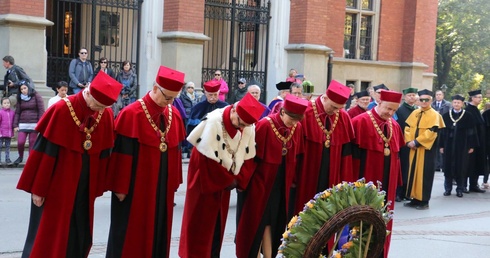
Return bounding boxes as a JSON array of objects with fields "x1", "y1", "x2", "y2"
[{"x1": 435, "y1": 0, "x2": 490, "y2": 96}]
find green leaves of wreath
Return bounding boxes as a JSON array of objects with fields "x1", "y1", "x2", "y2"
[{"x1": 277, "y1": 178, "x2": 393, "y2": 258}]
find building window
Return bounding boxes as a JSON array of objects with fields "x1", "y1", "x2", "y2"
[
  {"x1": 99, "y1": 11, "x2": 120, "y2": 47},
  {"x1": 344, "y1": 0, "x2": 377, "y2": 60}
]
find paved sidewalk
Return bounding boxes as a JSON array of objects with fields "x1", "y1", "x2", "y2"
[{"x1": 1, "y1": 163, "x2": 490, "y2": 257}]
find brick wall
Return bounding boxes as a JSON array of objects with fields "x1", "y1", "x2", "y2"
[
  {"x1": 0, "y1": 0, "x2": 44, "y2": 17},
  {"x1": 289, "y1": 0, "x2": 329, "y2": 45},
  {"x1": 379, "y1": 0, "x2": 438, "y2": 72},
  {"x1": 163, "y1": 0, "x2": 204, "y2": 33}
]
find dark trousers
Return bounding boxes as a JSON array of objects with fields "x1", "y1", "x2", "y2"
[{"x1": 445, "y1": 175, "x2": 464, "y2": 193}]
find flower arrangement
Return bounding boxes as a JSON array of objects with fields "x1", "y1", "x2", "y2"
[{"x1": 277, "y1": 178, "x2": 393, "y2": 258}]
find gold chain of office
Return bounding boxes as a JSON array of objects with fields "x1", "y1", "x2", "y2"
[
  {"x1": 265, "y1": 117, "x2": 297, "y2": 156},
  {"x1": 138, "y1": 99, "x2": 172, "y2": 152},
  {"x1": 221, "y1": 122, "x2": 243, "y2": 172},
  {"x1": 367, "y1": 111, "x2": 393, "y2": 156},
  {"x1": 449, "y1": 109, "x2": 465, "y2": 126},
  {"x1": 64, "y1": 98, "x2": 103, "y2": 150},
  {"x1": 312, "y1": 100, "x2": 339, "y2": 148}
]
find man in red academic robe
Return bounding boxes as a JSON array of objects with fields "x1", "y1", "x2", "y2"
[
  {"x1": 352, "y1": 90, "x2": 405, "y2": 258},
  {"x1": 105, "y1": 66, "x2": 186, "y2": 258},
  {"x1": 179, "y1": 93, "x2": 265, "y2": 258},
  {"x1": 17, "y1": 72, "x2": 122, "y2": 258},
  {"x1": 236, "y1": 95, "x2": 307, "y2": 258},
  {"x1": 294, "y1": 80, "x2": 355, "y2": 213},
  {"x1": 347, "y1": 90, "x2": 370, "y2": 119}
]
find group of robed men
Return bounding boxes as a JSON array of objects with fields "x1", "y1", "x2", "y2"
[{"x1": 16, "y1": 64, "x2": 469, "y2": 258}]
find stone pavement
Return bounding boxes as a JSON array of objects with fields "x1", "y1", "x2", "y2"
[{"x1": 1, "y1": 161, "x2": 490, "y2": 257}]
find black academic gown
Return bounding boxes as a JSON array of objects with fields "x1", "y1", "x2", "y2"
[
  {"x1": 465, "y1": 104, "x2": 487, "y2": 179},
  {"x1": 440, "y1": 110, "x2": 478, "y2": 191},
  {"x1": 395, "y1": 102, "x2": 416, "y2": 198}
]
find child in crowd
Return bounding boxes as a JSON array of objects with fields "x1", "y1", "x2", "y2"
[{"x1": 0, "y1": 98, "x2": 15, "y2": 164}]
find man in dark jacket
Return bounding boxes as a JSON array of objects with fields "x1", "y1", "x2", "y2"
[
  {"x1": 431, "y1": 90, "x2": 451, "y2": 172},
  {"x1": 228, "y1": 78, "x2": 248, "y2": 103},
  {"x1": 68, "y1": 47, "x2": 94, "y2": 94},
  {"x1": 2, "y1": 55, "x2": 33, "y2": 107}
]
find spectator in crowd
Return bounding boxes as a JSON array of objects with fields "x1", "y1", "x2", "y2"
[
  {"x1": 228, "y1": 78, "x2": 248, "y2": 103},
  {"x1": 352, "y1": 90, "x2": 404, "y2": 257},
  {"x1": 394, "y1": 87, "x2": 418, "y2": 202},
  {"x1": 248, "y1": 84, "x2": 270, "y2": 119},
  {"x1": 94, "y1": 57, "x2": 116, "y2": 78},
  {"x1": 16, "y1": 72, "x2": 121, "y2": 258},
  {"x1": 47, "y1": 81, "x2": 69, "y2": 108},
  {"x1": 404, "y1": 89, "x2": 445, "y2": 210},
  {"x1": 301, "y1": 80, "x2": 314, "y2": 101},
  {"x1": 179, "y1": 93, "x2": 265, "y2": 257},
  {"x1": 105, "y1": 66, "x2": 186, "y2": 258},
  {"x1": 439, "y1": 95, "x2": 477, "y2": 198},
  {"x1": 294, "y1": 80, "x2": 355, "y2": 214},
  {"x1": 236, "y1": 94, "x2": 307, "y2": 258},
  {"x1": 13, "y1": 83, "x2": 45, "y2": 166},
  {"x1": 0, "y1": 97, "x2": 14, "y2": 165},
  {"x1": 432, "y1": 90, "x2": 451, "y2": 172},
  {"x1": 179, "y1": 82, "x2": 202, "y2": 118},
  {"x1": 285, "y1": 68, "x2": 302, "y2": 84},
  {"x1": 113, "y1": 60, "x2": 138, "y2": 117},
  {"x1": 68, "y1": 47, "x2": 94, "y2": 94},
  {"x1": 212, "y1": 70, "x2": 229, "y2": 102},
  {"x1": 2, "y1": 55, "x2": 33, "y2": 107},
  {"x1": 464, "y1": 89, "x2": 487, "y2": 193}
]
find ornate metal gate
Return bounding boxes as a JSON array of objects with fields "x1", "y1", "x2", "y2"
[
  {"x1": 46, "y1": 0, "x2": 142, "y2": 89},
  {"x1": 202, "y1": 0, "x2": 271, "y2": 102}
]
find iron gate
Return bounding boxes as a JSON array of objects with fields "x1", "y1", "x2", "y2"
[
  {"x1": 202, "y1": 0, "x2": 271, "y2": 102},
  {"x1": 46, "y1": 0, "x2": 142, "y2": 90}
]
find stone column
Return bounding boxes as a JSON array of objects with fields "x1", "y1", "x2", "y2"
[
  {"x1": 0, "y1": 0, "x2": 53, "y2": 102},
  {"x1": 158, "y1": 0, "x2": 209, "y2": 87}
]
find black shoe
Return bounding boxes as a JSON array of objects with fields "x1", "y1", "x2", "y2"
[
  {"x1": 13, "y1": 157, "x2": 23, "y2": 165},
  {"x1": 416, "y1": 204, "x2": 429, "y2": 210},
  {"x1": 456, "y1": 191, "x2": 463, "y2": 198},
  {"x1": 469, "y1": 187, "x2": 486, "y2": 193},
  {"x1": 5, "y1": 158, "x2": 12, "y2": 164},
  {"x1": 404, "y1": 201, "x2": 418, "y2": 208},
  {"x1": 462, "y1": 188, "x2": 470, "y2": 194},
  {"x1": 395, "y1": 196, "x2": 403, "y2": 202},
  {"x1": 443, "y1": 191, "x2": 451, "y2": 196}
]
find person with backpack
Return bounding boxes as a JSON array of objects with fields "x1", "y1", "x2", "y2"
[{"x1": 2, "y1": 55, "x2": 33, "y2": 107}]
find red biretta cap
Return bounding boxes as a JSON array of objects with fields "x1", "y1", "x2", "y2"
[
  {"x1": 283, "y1": 94, "x2": 308, "y2": 115},
  {"x1": 236, "y1": 93, "x2": 266, "y2": 124},
  {"x1": 326, "y1": 80, "x2": 351, "y2": 105},
  {"x1": 380, "y1": 90, "x2": 402, "y2": 103},
  {"x1": 90, "y1": 71, "x2": 122, "y2": 106},
  {"x1": 156, "y1": 66, "x2": 185, "y2": 92},
  {"x1": 203, "y1": 80, "x2": 221, "y2": 93}
]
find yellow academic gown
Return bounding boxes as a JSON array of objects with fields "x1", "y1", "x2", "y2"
[{"x1": 404, "y1": 107, "x2": 445, "y2": 201}]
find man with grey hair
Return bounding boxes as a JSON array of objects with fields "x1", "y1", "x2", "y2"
[{"x1": 248, "y1": 84, "x2": 270, "y2": 119}]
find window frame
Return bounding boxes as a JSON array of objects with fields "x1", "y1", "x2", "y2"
[{"x1": 344, "y1": 0, "x2": 380, "y2": 60}]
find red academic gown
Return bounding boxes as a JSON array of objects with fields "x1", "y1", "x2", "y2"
[
  {"x1": 179, "y1": 106, "x2": 257, "y2": 258},
  {"x1": 294, "y1": 97, "x2": 355, "y2": 213},
  {"x1": 105, "y1": 93, "x2": 185, "y2": 258},
  {"x1": 235, "y1": 113, "x2": 304, "y2": 258},
  {"x1": 351, "y1": 108, "x2": 404, "y2": 258},
  {"x1": 17, "y1": 92, "x2": 114, "y2": 258},
  {"x1": 347, "y1": 105, "x2": 366, "y2": 119}
]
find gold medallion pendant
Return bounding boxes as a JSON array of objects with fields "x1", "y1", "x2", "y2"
[
  {"x1": 159, "y1": 142, "x2": 168, "y2": 152},
  {"x1": 231, "y1": 161, "x2": 236, "y2": 172},
  {"x1": 83, "y1": 140, "x2": 92, "y2": 150},
  {"x1": 282, "y1": 147, "x2": 288, "y2": 156},
  {"x1": 325, "y1": 140, "x2": 330, "y2": 148},
  {"x1": 384, "y1": 147, "x2": 390, "y2": 156}
]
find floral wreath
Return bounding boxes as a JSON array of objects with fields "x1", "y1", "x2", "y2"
[{"x1": 277, "y1": 178, "x2": 393, "y2": 258}]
